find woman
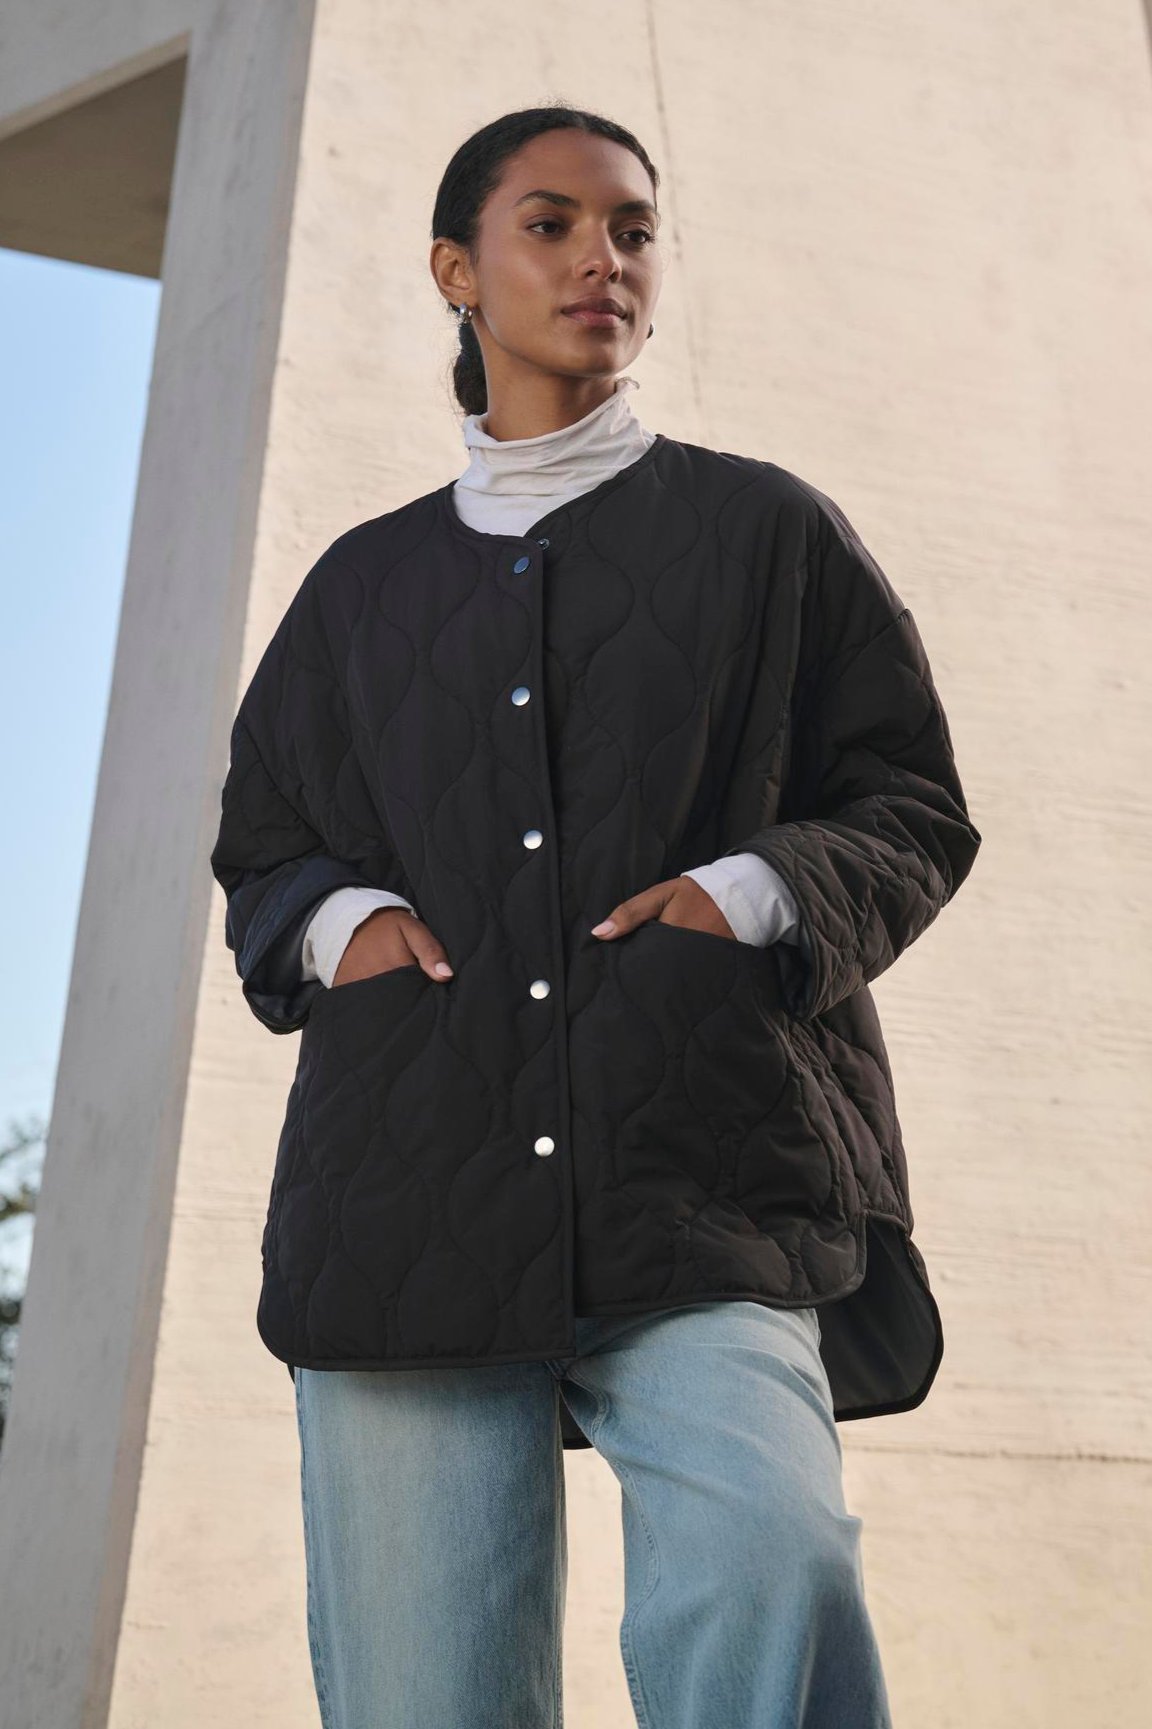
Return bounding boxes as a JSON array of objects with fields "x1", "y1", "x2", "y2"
[{"x1": 210, "y1": 103, "x2": 980, "y2": 1729}]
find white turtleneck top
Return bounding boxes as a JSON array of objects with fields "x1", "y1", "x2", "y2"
[{"x1": 301, "y1": 377, "x2": 801, "y2": 986}]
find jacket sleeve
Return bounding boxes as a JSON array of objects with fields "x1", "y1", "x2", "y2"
[
  {"x1": 720, "y1": 487, "x2": 982, "y2": 1022},
  {"x1": 209, "y1": 555, "x2": 379, "y2": 1034}
]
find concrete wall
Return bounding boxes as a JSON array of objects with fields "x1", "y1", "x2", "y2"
[{"x1": 0, "y1": 1, "x2": 1149, "y2": 1724}]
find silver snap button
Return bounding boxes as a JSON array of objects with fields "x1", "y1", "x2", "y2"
[
  {"x1": 537, "y1": 537, "x2": 550, "y2": 548},
  {"x1": 522, "y1": 829, "x2": 543, "y2": 849},
  {"x1": 511, "y1": 685, "x2": 531, "y2": 706},
  {"x1": 529, "y1": 979, "x2": 551, "y2": 999},
  {"x1": 534, "y1": 1135, "x2": 555, "y2": 1157},
  {"x1": 513, "y1": 555, "x2": 531, "y2": 573}
]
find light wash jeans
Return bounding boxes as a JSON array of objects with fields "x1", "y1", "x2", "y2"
[{"x1": 293, "y1": 1300, "x2": 893, "y2": 1728}]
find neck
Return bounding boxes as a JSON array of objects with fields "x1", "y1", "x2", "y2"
[
  {"x1": 459, "y1": 375, "x2": 649, "y2": 492},
  {"x1": 450, "y1": 373, "x2": 656, "y2": 534},
  {"x1": 479, "y1": 377, "x2": 622, "y2": 443}
]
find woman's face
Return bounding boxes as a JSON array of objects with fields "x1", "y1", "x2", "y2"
[{"x1": 435, "y1": 129, "x2": 664, "y2": 397}]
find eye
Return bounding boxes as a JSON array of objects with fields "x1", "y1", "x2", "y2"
[{"x1": 527, "y1": 218, "x2": 655, "y2": 247}]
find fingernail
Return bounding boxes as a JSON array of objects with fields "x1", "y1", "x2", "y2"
[
  {"x1": 434, "y1": 961, "x2": 454, "y2": 976},
  {"x1": 591, "y1": 920, "x2": 616, "y2": 936}
]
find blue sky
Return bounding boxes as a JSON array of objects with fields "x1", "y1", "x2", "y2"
[{"x1": 0, "y1": 247, "x2": 160, "y2": 1262}]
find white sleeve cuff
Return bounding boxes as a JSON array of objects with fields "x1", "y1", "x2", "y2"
[
  {"x1": 301, "y1": 887, "x2": 417, "y2": 988},
  {"x1": 680, "y1": 854, "x2": 801, "y2": 948}
]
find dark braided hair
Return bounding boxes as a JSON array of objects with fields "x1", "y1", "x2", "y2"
[{"x1": 431, "y1": 103, "x2": 660, "y2": 417}]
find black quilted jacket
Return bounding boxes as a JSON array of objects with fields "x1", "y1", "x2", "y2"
[{"x1": 209, "y1": 431, "x2": 981, "y2": 1448}]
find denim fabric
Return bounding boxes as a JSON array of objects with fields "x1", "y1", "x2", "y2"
[{"x1": 294, "y1": 1301, "x2": 893, "y2": 1728}]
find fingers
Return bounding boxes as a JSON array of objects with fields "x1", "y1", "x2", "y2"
[
  {"x1": 400, "y1": 914, "x2": 455, "y2": 982},
  {"x1": 590, "y1": 887, "x2": 672, "y2": 940},
  {"x1": 590, "y1": 878, "x2": 734, "y2": 941},
  {"x1": 332, "y1": 907, "x2": 455, "y2": 986}
]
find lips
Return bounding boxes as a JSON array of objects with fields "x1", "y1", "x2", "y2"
[
  {"x1": 562, "y1": 305, "x2": 626, "y2": 329},
  {"x1": 563, "y1": 297, "x2": 624, "y2": 313}
]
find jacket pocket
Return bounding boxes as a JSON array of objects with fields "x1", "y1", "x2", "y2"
[
  {"x1": 321, "y1": 958, "x2": 426, "y2": 996},
  {"x1": 575, "y1": 919, "x2": 847, "y2": 1219},
  {"x1": 643, "y1": 919, "x2": 756, "y2": 954},
  {"x1": 264, "y1": 962, "x2": 435, "y2": 1272},
  {"x1": 634, "y1": 916, "x2": 791, "y2": 1017},
  {"x1": 298, "y1": 960, "x2": 433, "y2": 1128},
  {"x1": 591, "y1": 920, "x2": 861, "y2": 1279}
]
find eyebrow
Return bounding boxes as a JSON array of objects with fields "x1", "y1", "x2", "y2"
[{"x1": 511, "y1": 188, "x2": 660, "y2": 225}]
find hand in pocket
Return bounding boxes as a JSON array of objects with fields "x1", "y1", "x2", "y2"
[
  {"x1": 332, "y1": 907, "x2": 455, "y2": 987},
  {"x1": 590, "y1": 874, "x2": 738, "y2": 942}
]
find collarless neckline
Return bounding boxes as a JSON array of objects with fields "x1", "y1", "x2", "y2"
[{"x1": 437, "y1": 431, "x2": 668, "y2": 547}]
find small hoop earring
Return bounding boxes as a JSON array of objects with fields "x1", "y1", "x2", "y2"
[{"x1": 457, "y1": 303, "x2": 474, "y2": 323}]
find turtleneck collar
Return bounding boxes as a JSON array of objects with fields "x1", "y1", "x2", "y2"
[{"x1": 451, "y1": 374, "x2": 657, "y2": 536}]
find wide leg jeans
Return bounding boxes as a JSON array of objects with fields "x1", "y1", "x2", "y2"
[{"x1": 293, "y1": 1300, "x2": 893, "y2": 1728}]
